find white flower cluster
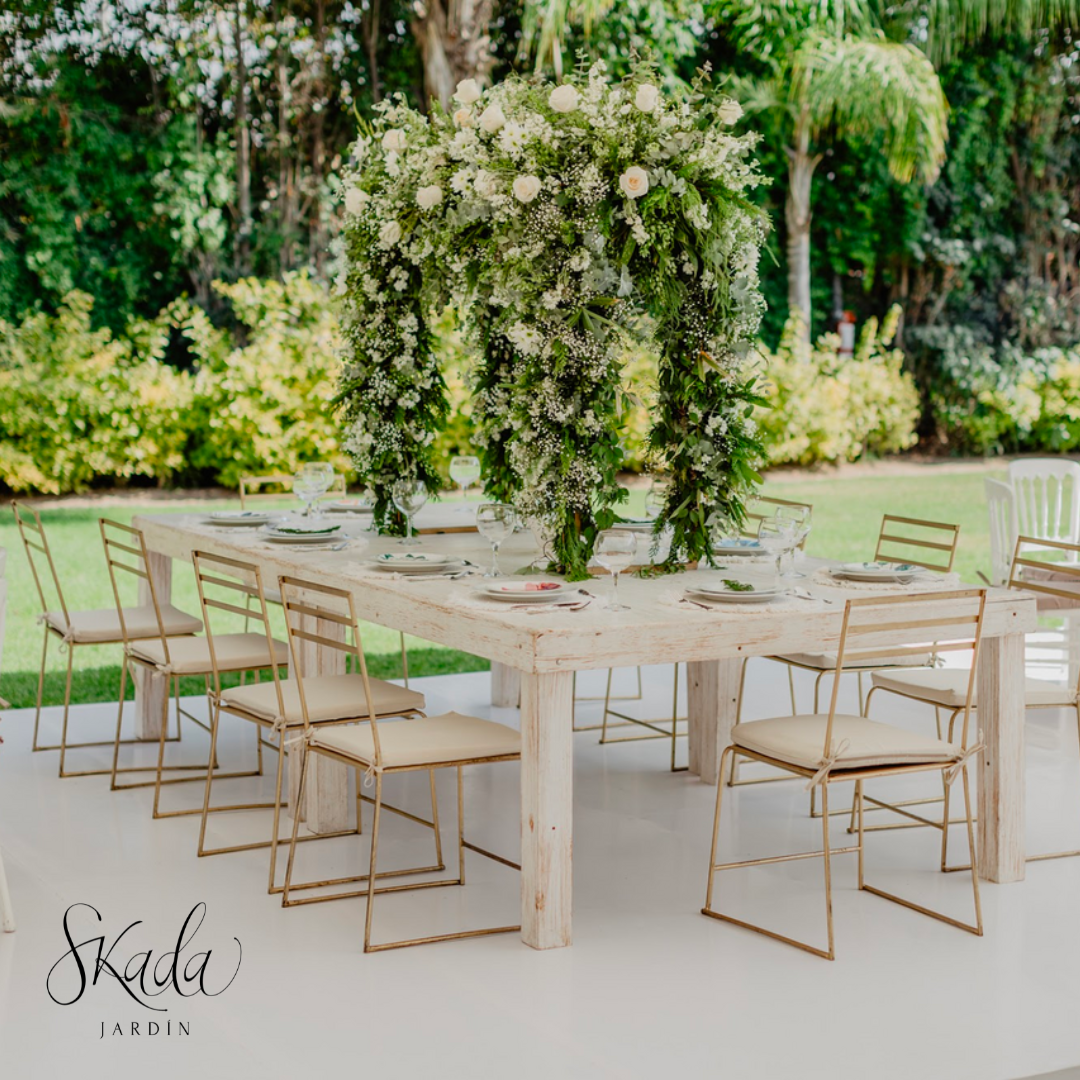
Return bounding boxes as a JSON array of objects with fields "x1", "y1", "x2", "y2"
[{"x1": 337, "y1": 62, "x2": 767, "y2": 569}]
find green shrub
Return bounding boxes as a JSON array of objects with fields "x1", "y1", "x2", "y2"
[{"x1": 755, "y1": 307, "x2": 921, "y2": 466}]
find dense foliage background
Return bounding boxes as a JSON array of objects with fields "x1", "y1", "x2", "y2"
[{"x1": 3, "y1": 0, "x2": 1080, "y2": 492}]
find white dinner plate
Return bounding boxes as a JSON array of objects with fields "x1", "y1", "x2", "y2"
[
  {"x1": 327, "y1": 499, "x2": 373, "y2": 513},
  {"x1": 712, "y1": 539, "x2": 766, "y2": 556},
  {"x1": 689, "y1": 582, "x2": 785, "y2": 603},
  {"x1": 831, "y1": 562, "x2": 927, "y2": 582},
  {"x1": 482, "y1": 581, "x2": 571, "y2": 604},
  {"x1": 207, "y1": 511, "x2": 277, "y2": 526},
  {"x1": 369, "y1": 553, "x2": 458, "y2": 574},
  {"x1": 263, "y1": 532, "x2": 340, "y2": 545}
]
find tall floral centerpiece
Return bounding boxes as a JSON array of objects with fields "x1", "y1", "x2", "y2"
[{"x1": 336, "y1": 61, "x2": 767, "y2": 579}]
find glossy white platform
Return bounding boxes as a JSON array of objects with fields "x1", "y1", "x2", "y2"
[{"x1": 2, "y1": 659, "x2": 1080, "y2": 1080}]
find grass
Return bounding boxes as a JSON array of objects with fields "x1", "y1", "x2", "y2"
[{"x1": 2, "y1": 468, "x2": 1006, "y2": 708}]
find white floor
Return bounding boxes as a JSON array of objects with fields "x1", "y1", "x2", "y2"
[{"x1": 2, "y1": 658, "x2": 1080, "y2": 1080}]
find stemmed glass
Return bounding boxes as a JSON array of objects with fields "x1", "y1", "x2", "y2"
[
  {"x1": 644, "y1": 482, "x2": 667, "y2": 521},
  {"x1": 449, "y1": 455, "x2": 481, "y2": 513},
  {"x1": 595, "y1": 529, "x2": 637, "y2": 611},
  {"x1": 293, "y1": 463, "x2": 334, "y2": 518},
  {"x1": 392, "y1": 479, "x2": 428, "y2": 546},
  {"x1": 776, "y1": 505, "x2": 812, "y2": 578},
  {"x1": 757, "y1": 517, "x2": 797, "y2": 585},
  {"x1": 476, "y1": 503, "x2": 516, "y2": 577}
]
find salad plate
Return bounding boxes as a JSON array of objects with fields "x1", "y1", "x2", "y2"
[
  {"x1": 369, "y1": 552, "x2": 458, "y2": 574},
  {"x1": 481, "y1": 581, "x2": 572, "y2": 604},
  {"x1": 712, "y1": 538, "x2": 766, "y2": 556},
  {"x1": 687, "y1": 579, "x2": 785, "y2": 604},
  {"x1": 830, "y1": 562, "x2": 927, "y2": 582},
  {"x1": 206, "y1": 510, "x2": 277, "y2": 526}
]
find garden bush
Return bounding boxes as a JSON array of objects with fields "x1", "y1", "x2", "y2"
[{"x1": 754, "y1": 306, "x2": 921, "y2": 466}]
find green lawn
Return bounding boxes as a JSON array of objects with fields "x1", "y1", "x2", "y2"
[{"x1": 1, "y1": 469, "x2": 1005, "y2": 708}]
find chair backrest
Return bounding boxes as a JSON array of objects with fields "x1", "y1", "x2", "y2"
[
  {"x1": 239, "y1": 473, "x2": 347, "y2": 509},
  {"x1": 874, "y1": 514, "x2": 960, "y2": 573},
  {"x1": 192, "y1": 551, "x2": 285, "y2": 705},
  {"x1": 98, "y1": 518, "x2": 171, "y2": 660},
  {"x1": 1008, "y1": 459, "x2": 1080, "y2": 555},
  {"x1": 985, "y1": 478, "x2": 1016, "y2": 586},
  {"x1": 828, "y1": 589, "x2": 987, "y2": 754},
  {"x1": 11, "y1": 501, "x2": 71, "y2": 624},
  {"x1": 277, "y1": 575, "x2": 384, "y2": 761},
  {"x1": 1008, "y1": 534, "x2": 1080, "y2": 609},
  {"x1": 741, "y1": 496, "x2": 814, "y2": 547}
]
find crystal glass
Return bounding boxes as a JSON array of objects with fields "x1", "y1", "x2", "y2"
[
  {"x1": 294, "y1": 462, "x2": 335, "y2": 518},
  {"x1": 644, "y1": 483, "x2": 667, "y2": 521},
  {"x1": 775, "y1": 505, "x2": 812, "y2": 578},
  {"x1": 449, "y1": 454, "x2": 481, "y2": 513},
  {"x1": 595, "y1": 529, "x2": 637, "y2": 611},
  {"x1": 391, "y1": 478, "x2": 428, "y2": 546},
  {"x1": 476, "y1": 502, "x2": 516, "y2": 577},
  {"x1": 757, "y1": 517, "x2": 797, "y2": 581}
]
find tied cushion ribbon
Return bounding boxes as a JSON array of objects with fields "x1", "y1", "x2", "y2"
[
  {"x1": 945, "y1": 739, "x2": 984, "y2": 786},
  {"x1": 282, "y1": 727, "x2": 378, "y2": 787},
  {"x1": 806, "y1": 739, "x2": 851, "y2": 790}
]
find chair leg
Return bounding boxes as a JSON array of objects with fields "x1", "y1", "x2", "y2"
[
  {"x1": 430, "y1": 768, "x2": 444, "y2": 871},
  {"x1": 598, "y1": 668, "x2": 616, "y2": 744},
  {"x1": 267, "y1": 731, "x2": 289, "y2": 891},
  {"x1": 110, "y1": 657, "x2": 131, "y2": 790},
  {"x1": 787, "y1": 662, "x2": 797, "y2": 715},
  {"x1": 820, "y1": 782, "x2": 836, "y2": 961},
  {"x1": 197, "y1": 698, "x2": 224, "y2": 856},
  {"x1": 0, "y1": 844, "x2": 14, "y2": 933},
  {"x1": 55, "y1": 645, "x2": 75, "y2": 778},
  {"x1": 31, "y1": 626, "x2": 49, "y2": 752},
  {"x1": 670, "y1": 663, "x2": 684, "y2": 773},
  {"x1": 281, "y1": 746, "x2": 313, "y2": 907},
  {"x1": 362, "y1": 773, "x2": 385, "y2": 951}
]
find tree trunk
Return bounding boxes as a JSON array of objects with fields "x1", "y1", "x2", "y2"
[
  {"x1": 362, "y1": 0, "x2": 382, "y2": 103},
  {"x1": 412, "y1": 0, "x2": 496, "y2": 110},
  {"x1": 233, "y1": 0, "x2": 252, "y2": 276},
  {"x1": 785, "y1": 111, "x2": 820, "y2": 344},
  {"x1": 310, "y1": 0, "x2": 327, "y2": 274}
]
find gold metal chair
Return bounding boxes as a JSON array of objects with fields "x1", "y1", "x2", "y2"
[
  {"x1": 0, "y1": 701, "x2": 13, "y2": 933},
  {"x1": 278, "y1": 575, "x2": 521, "y2": 951},
  {"x1": 11, "y1": 502, "x2": 202, "y2": 777},
  {"x1": 703, "y1": 589, "x2": 987, "y2": 959},
  {"x1": 192, "y1": 550, "x2": 430, "y2": 892},
  {"x1": 740, "y1": 495, "x2": 815, "y2": 540},
  {"x1": 238, "y1": 472, "x2": 347, "y2": 510},
  {"x1": 100, "y1": 519, "x2": 286, "y2": 818},
  {"x1": 865, "y1": 535, "x2": 1080, "y2": 864}
]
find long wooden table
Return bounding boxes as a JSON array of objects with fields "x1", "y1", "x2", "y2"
[{"x1": 134, "y1": 513, "x2": 1038, "y2": 950}]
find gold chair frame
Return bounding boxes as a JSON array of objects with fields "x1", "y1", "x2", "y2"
[
  {"x1": 731, "y1": 513, "x2": 961, "y2": 807},
  {"x1": 238, "y1": 472, "x2": 347, "y2": 510},
  {"x1": 277, "y1": 575, "x2": 520, "y2": 951},
  {"x1": 11, "y1": 502, "x2": 189, "y2": 778},
  {"x1": 100, "y1": 519, "x2": 268, "y2": 817},
  {"x1": 865, "y1": 534, "x2": 1080, "y2": 864},
  {"x1": 703, "y1": 589, "x2": 987, "y2": 959}
]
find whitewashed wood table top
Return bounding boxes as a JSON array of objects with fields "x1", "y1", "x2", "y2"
[{"x1": 136, "y1": 513, "x2": 1038, "y2": 673}]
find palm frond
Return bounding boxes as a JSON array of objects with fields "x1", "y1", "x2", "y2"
[
  {"x1": 518, "y1": 0, "x2": 614, "y2": 76},
  {"x1": 795, "y1": 31, "x2": 948, "y2": 184},
  {"x1": 923, "y1": 0, "x2": 1080, "y2": 59}
]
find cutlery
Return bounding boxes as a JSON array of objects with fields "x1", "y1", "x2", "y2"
[{"x1": 789, "y1": 588, "x2": 833, "y2": 604}]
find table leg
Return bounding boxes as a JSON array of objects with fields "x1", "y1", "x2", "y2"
[
  {"x1": 286, "y1": 607, "x2": 350, "y2": 834},
  {"x1": 134, "y1": 550, "x2": 172, "y2": 740},
  {"x1": 520, "y1": 670, "x2": 573, "y2": 949},
  {"x1": 491, "y1": 662, "x2": 521, "y2": 708},
  {"x1": 686, "y1": 658, "x2": 743, "y2": 785},
  {"x1": 976, "y1": 631, "x2": 1026, "y2": 882}
]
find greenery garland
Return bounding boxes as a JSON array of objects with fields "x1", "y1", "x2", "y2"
[{"x1": 336, "y1": 60, "x2": 768, "y2": 578}]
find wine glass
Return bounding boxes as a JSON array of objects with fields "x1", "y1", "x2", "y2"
[
  {"x1": 392, "y1": 478, "x2": 428, "y2": 546},
  {"x1": 449, "y1": 454, "x2": 481, "y2": 513},
  {"x1": 775, "y1": 505, "x2": 812, "y2": 578},
  {"x1": 295, "y1": 462, "x2": 335, "y2": 518},
  {"x1": 644, "y1": 482, "x2": 667, "y2": 521},
  {"x1": 595, "y1": 529, "x2": 637, "y2": 611},
  {"x1": 757, "y1": 516, "x2": 797, "y2": 584},
  {"x1": 476, "y1": 503, "x2": 516, "y2": 577}
]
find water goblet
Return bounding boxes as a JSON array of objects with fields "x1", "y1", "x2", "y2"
[
  {"x1": 392, "y1": 479, "x2": 428, "y2": 546},
  {"x1": 296, "y1": 462, "x2": 335, "y2": 518},
  {"x1": 476, "y1": 503, "x2": 516, "y2": 577},
  {"x1": 644, "y1": 483, "x2": 667, "y2": 521},
  {"x1": 757, "y1": 517, "x2": 797, "y2": 584},
  {"x1": 595, "y1": 529, "x2": 637, "y2": 611},
  {"x1": 449, "y1": 455, "x2": 481, "y2": 513},
  {"x1": 775, "y1": 505, "x2": 812, "y2": 578}
]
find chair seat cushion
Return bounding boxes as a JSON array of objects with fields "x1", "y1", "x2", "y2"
[
  {"x1": 871, "y1": 668, "x2": 1077, "y2": 709},
  {"x1": 774, "y1": 651, "x2": 933, "y2": 671},
  {"x1": 1020, "y1": 567, "x2": 1080, "y2": 611},
  {"x1": 733, "y1": 714, "x2": 960, "y2": 772},
  {"x1": 129, "y1": 634, "x2": 288, "y2": 675},
  {"x1": 220, "y1": 673, "x2": 425, "y2": 724},
  {"x1": 45, "y1": 604, "x2": 202, "y2": 645},
  {"x1": 312, "y1": 712, "x2": 520, "y2": 769}
]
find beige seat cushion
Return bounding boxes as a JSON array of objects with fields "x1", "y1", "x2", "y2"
[
  {"x1": 733, "y1": 714, "x2": 960, "y2": 772},
  {"x1": 1020, "y1": 567, "x2": 1080, "y2": 611},
  {"x1": 129, "y1": 634, "x2": 289, "y2": 675},
  {"x1": 871, "y1": 668, "x2": 1077, "y2": 709},
  {"x1": 775, "y1": 651, "x2": 933, "y2": 671},
  {"x1": 220, "y1": 673, "x2": 425, "y2": 724},
  {"x1": 45, "y1": 604, "x2": 202, "y2": 645},
  {"x1": 312, "y1": 712, "x2": 520, "y2": 769}
]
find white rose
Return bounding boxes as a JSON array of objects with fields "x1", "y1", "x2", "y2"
[
  {"x1": 454, "y1": 78, "x2": 482, "y2": 105},
  {"x1": 717, "y1": 100, "x2": 743, "y2": 124},
  {"x1": 453, "y1": 107, "x2": 474, "y2": 128},
  {"x1": 379, "y1": 221, "x2": 402, "y2": 246},
  {"x1": 548, "y1": 84, "x2": 579, "y2": 113},
  {"x1": 512, "y1": 175, "x2": 542, "y2": 203},
  {"x1": 381, "y1": 128, "x2": 407, "y2": 152},
  {"x1": 474, "y1": 170, "x2": 501, "y2": 199},
  {"x1": 416, "y1": 184, "x2": 443, "y2": 210},
  {"x1": 634, "y1": 83, "x2": 660, "y2": 112},
  {"x1": 479, "y1": 103, "x2": 505, "y2": 133},
  {"x1": 344, "y1": 187, "x2": 368, "y2": 215},
  {"x1": 618, "y1": 166, "x2": 650, "y2": 199}
]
